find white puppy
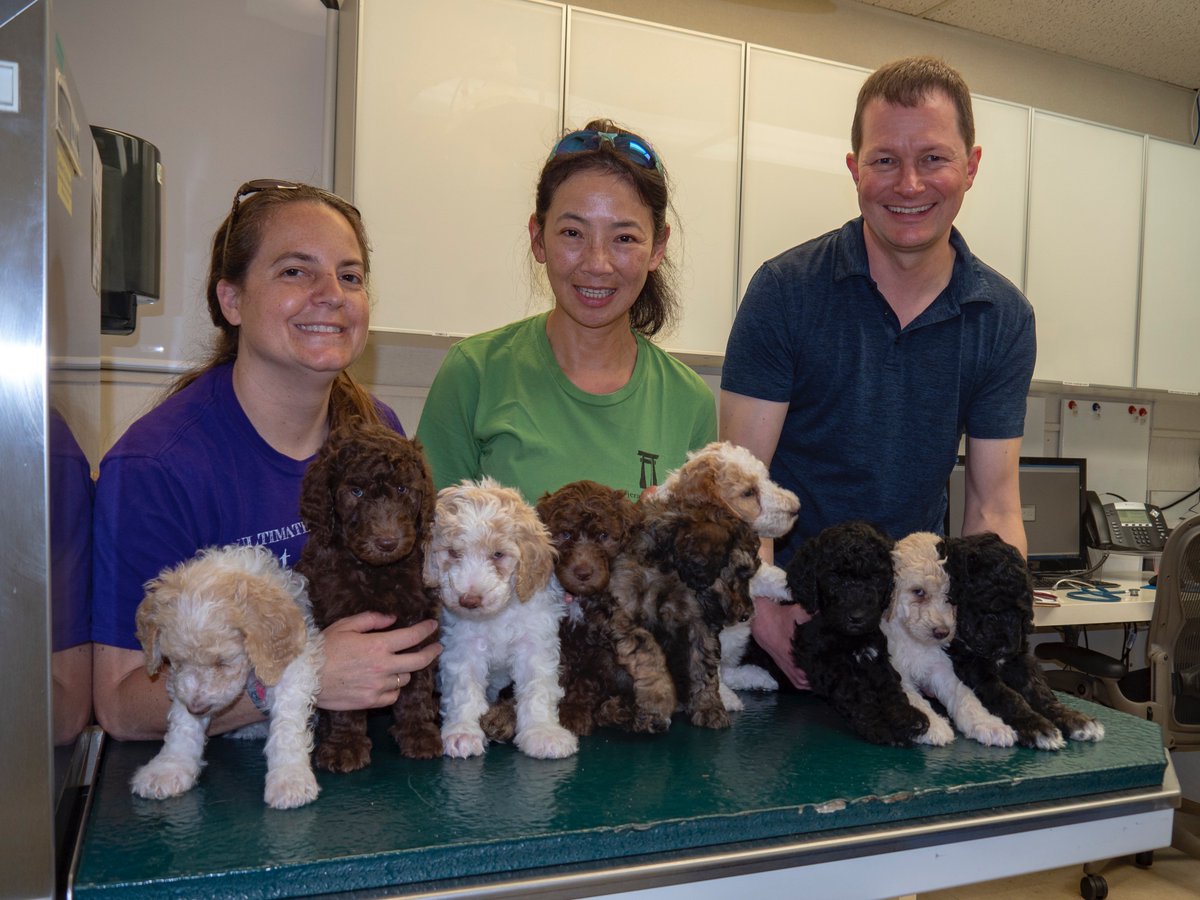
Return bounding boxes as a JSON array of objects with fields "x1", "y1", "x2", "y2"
[
  {"x1": 652, "y1": 441, "x2": 800, "y2": 710},
  {"x1": 132, "y1": 544, "x2": 324, "y2": 809},
  {"x1": 425, "y1": 479, "x2": 577, "y2": 760},
  {"x1": 883, "y1": 532, "x2": 1017, "y2": 748}
]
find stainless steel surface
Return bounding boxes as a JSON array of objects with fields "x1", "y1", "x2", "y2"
[{"x1": 0, "y1": 0, "x2": 99, "y2": 895}]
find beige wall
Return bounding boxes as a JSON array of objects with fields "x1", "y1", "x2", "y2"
[{"x1": 578, "y1": 0, "x2": 1194, "y2": 143}]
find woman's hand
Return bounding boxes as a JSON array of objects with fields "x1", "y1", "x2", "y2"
[
  {"x1": 750, "y1": 596, "x2": 811, "y2": 690},
  {"x1": 316, "y1": 612, "x2": 442, "y2": 711}
]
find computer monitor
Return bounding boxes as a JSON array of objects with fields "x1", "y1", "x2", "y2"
[{"x1": 946, "y1": 456, "x2": 1089, "y2": 577}]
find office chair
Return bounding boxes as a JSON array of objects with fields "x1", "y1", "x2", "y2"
[{"x1": 1035, "y1": 513, "x2": 1200, "y2": 899}]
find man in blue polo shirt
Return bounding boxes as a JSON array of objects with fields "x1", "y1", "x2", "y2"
[{"x1": 721, "y1": 56, "x2": 1035, "y2": 688}]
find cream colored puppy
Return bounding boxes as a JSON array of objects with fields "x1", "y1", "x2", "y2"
[{"x1": 884, "y1": 532, "x2": 1017, "y2": 748}]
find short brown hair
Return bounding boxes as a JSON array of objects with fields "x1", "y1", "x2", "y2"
[
  {"x1": 534, "y1": 119, "x2": 678, "y2": 338},
  {"x1": 851, "y1": 56, "x2": 975, "y2": 156}
]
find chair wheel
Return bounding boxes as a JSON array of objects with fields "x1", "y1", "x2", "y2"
[
  {"x1": 1080, "y1": 873, "x2": 1108, "y2": 900},
  {"x1": 1134, "y1": 849, "x2": 1154, "y2": 868}
]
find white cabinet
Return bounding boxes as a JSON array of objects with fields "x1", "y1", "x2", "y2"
[
  {"x1": 1137, "y1": 138, "x2": 1200, "y2": 394},
  {"x1": 955, "y1": 97, "x2": 1029, "y2": 290},
  {"x1": 1025, "y1": 112, "x2": 1144, "y2": 387},
  {"x1": 566, "y1": 10, "x2": 743, "y2": 356},
  {"x1": 346, "y1": 0, "x2": 563, "y2": 338},
  {"x1": 739, "y1": 47, "x2": 864, "y2": 302}
]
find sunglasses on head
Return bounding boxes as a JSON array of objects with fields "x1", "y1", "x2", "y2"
[
  {"x1": 219, "y1": 179, "x2": 360, "y2": 274},
  {"x1": 547, "y1": 129, "x2": 664, "y2": 175}
]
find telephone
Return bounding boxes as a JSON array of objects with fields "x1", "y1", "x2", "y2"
[{"x1": 1083, "y1": 491, "x2": 1170, "y2": 552}]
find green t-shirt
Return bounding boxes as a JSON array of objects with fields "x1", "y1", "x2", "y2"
[{"x1": 416, "y1": 313, "x2": 717, "y2": 502}]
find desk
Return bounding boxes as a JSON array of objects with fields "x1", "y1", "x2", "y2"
[
  {"x1": 1033, "y1": 578, "x2": 1156, "y2": 629},
  {"x1": 70, "y1": 693, "x2": 1175, "y2": 899}
]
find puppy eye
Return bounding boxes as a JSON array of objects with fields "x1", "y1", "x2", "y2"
[
  {"x1": 912, "y1": 588, "x2": 926, "y2": 600},
  {"x1": 596, "y1": 531, "x2": 609, "y2": 541},
  {"x1": 349, "y1": 486, "x2": 364, "y2": 498},
  {"x1": 557, "y1": 531, "x2": 572, "y2": 542},
  {"x1": 447, "y1": 548, "x2": 462, "y2": 560},
  {"x1": 491, "y1": 550, "x2": 506, "y2": 561},
  {"x1": 395, "y1": 485, "x2": 408, "y2": 496}
]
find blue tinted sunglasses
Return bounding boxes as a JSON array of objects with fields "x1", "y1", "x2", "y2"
[{"x1": 548, "y1": 129, "x2": 664, "y2": 175}]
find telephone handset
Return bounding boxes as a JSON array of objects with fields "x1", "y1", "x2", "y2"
[{"x1": 1084, "y1": 491, "x2": 1170, "y2": 552}]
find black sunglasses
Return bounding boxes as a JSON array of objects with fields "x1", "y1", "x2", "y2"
[{"x1": 219, "y1": 179, "x2": 361, "y2": 274}]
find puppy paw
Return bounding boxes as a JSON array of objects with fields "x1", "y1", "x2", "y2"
[
  {"x1": 1024, "y1": 726, "x2": 1067, "y2": 751},
  {"x1": 629, "y1": 708, "x2": 672, "y2": 734},
  {"x1": 719, "y1": 682, "x2": 744, "y2": 712},
  {"x1": 130, "y1": 757, "x2": 201, "y2": 800},
  {"x1": 1068, "y1": 719, "x2": 1105, "y2": 742},
  {"x1": 966, "y1": 719, "x2": 1018, "y2": 748},
  {"x1": 722, "y1": 664, "x2": 778, "y2": 692},
  {"x1": 392, "y1": 722, "x2": 444, "y2": 759},
  {"x1": 314, "y1": 735, "x2": 372, "y2": 773},
  {"x1": 689, "y1": 705, "x2": 731, "y2": 730},
  {"x1": 915, "y1": 714, "x2": 956, "y2": 747},
  {"x1": 514, "y1": 724, "x2": 578, "y2": 759},
  {"x1": 749, "y1": 564, "x2": 790, "y2": 603},
  {"x1": 264, "y1": 764, "x2": 319, "y2": 809},
  {"x1": 442, "y1": 727, "x2": 486, "y2": 759}
]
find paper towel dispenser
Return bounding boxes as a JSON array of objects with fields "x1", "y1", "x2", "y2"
[{"x1": 91, "y1": 126, "x2": 162, "y2": 335}]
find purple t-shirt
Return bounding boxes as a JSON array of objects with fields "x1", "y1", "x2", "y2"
[{"x1": 91, "y1": 363, "x2": 403, "y2": 650}]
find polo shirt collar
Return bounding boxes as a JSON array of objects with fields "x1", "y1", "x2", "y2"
[{"x1": 833, "y1": 217, "x2": 995, "y2": 316}]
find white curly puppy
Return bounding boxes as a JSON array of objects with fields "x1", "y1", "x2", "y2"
[
  {"x1": 425, "y1": 478, "x2": 577, "y2": 760},
  {"x1": 883, "y1": 532, "x2": 1017, "y2": 747},
  {"x1": 652, "y1": 441, "x2": 800, "y2": 710},
  {"x1": 132, "y1": 544, "x2": 324, "y2": 809}
]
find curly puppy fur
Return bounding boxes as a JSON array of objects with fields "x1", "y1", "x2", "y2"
[
  {"x1": 609, "y1": 502, "x2": 761, "y2": 730},
  {"x1": 132, "y1": 545, "x2": 323, "y2": 809},
  {"x1": 944, "y1": 532, "x2": 1105, "y2": 750},
  {"x1": 481, "y1": 480, "x2": 664, "y2": 741},
  {"x1": 426, "y1": 478, "x2": 577, "y2": 759},
  {"x1": 786, "y1": 521, "x2": 930, "y2": 746},
  {"x1": 884, "y1": 533, "x2": 1017, "y2": 747},
  {"x1": 297, "y1": 421, "x2": 442, "y2": 772},
  {"x1": 651, "y1": 441, "x2": 801, "y2": 710}
]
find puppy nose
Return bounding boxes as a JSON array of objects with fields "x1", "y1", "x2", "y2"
[
  {"x1": 186, "y1": 700, "x2": 213, "y2": 716},
  {"x1": 932, "y1": 627, "x2": 950, "y2": 641},
  {"x1": 374, "y1": 537, "x2": 399, "y2": 554},
  {"x1": 458, "y1": 594, "x2": 483, "y2": 610},
  {"x1": 572, "y1": 564, "x2": 594, "y2": 584}
]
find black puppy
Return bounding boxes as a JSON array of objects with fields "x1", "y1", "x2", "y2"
[
  {"x1": 943, "y1": 532, "x2": 1104, "y2": 750},
  {"x1": 786, "y1": 521, "x2": 930, "y2": 746}
]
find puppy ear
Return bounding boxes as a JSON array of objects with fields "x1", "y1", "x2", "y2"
[
  {"x1": 514, "y1": 503, "x2": 556, "y2": 602},
  {"x1": 134, "y1": 582, "x2": 168, "y2": 676},
  {"x1": 408, "y1": 437, "x2": 438, "y2": 539},
  {"x1": 228, "y1": 571, "x2": 307, "y2": 686},
  {"x1": 671, "y1": 456, "x2": 721, "y2": 507},
  {"x1": 299, "y1": 437, "x2": 338, "y2": 545}
]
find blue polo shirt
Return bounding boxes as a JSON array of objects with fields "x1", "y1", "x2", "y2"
[{"x1": 722, "y1": 218, "x2": 1035, "y2": 565}]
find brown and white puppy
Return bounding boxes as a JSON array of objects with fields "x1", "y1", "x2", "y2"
[{"x1": 132, "y1": 544, "x2": 323, "y2": 809}]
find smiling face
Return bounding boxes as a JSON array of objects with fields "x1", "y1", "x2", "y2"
[
  {"x1": 529, "y1": 170, "x2": 667, "y2": 334},
  {"x1": 217, "y1": 200, "x2": 369, "y2": 388},
  {"x1": 846, "y1": 90, "x2": 980, "y2": 265}
]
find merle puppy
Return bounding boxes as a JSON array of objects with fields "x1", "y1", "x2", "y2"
[
  {"x1": 786, "y1": 521, "x2": 930, "y2": 746},
  {"x1": 943, "y1": 532, "x2": 1104, "y2": 750}
]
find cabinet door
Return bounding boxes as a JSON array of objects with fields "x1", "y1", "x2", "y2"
[
  {"x1": 740, "y1": 47, "x2": 864, "y2": 304},
  {"x1": 350, "y1": 0, "x2": 562, "y2": 336},
  {"x1": 1025, "y1": 112, "x2": 1144, "y2": 387},
  {"x1": 1137, "y1": 139, "x2": 1200, "y2": 393},
  {"x1": 566, "y1": 10, "x2": 743, "y2": 357},
  {"x1": 955, "y1": 97, "x2": 1028, "y2": 290}
]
